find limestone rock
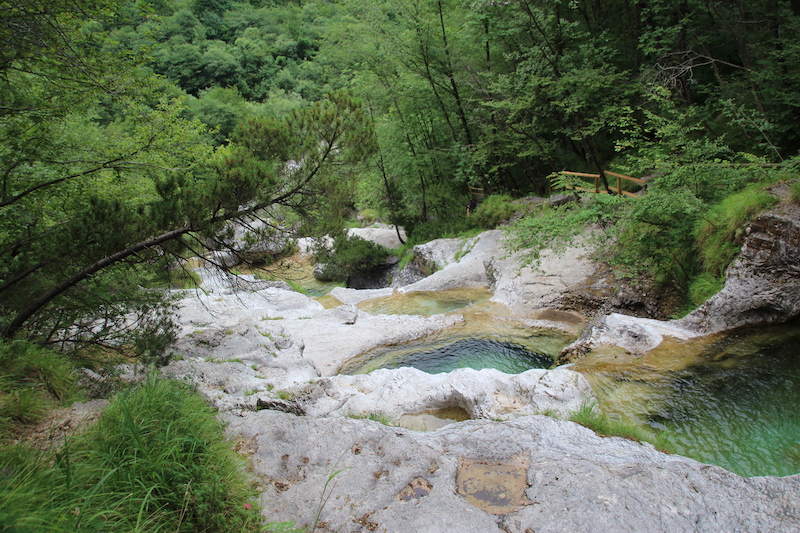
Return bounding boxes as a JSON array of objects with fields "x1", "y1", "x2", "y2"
[
  {"x1": 347, "y1": 225, "x2": 406, "y2": 249},
  {"x1": 489, "y1": 238, "x2": 596, "y2": 315},
  {"x1": 301, "y1": 366, "x2": 592, "y2": 421},
  {"x1": 268, "y1": 312, "x2": 464, "y2": 376},
  {"x1": 329, "y1": 287, "x2": 394, "y2": 305},
  {"x1": 558, "y1": 313, "x2": 699, "y2": 363},
  {"x1": 400, "y1": 232, "x2": 500, "y2": 292},
  {"x1": 412, "y1": 237, "x2": 466, "y2": 271},
  {"x1": 565, "y1": 204, "x2": 800, "y2": 359},
  {"x1": 677, "y1": 204, "x2": 800, "y2": 334},
  {"x1": 225, "y1": 412, "x2": 800, "y2": 533}
]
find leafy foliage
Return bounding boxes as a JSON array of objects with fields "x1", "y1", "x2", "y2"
[{"x1": 313, "y1": 231, "x2": 391, "y2": 282}]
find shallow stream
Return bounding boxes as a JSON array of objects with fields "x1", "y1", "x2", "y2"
[{"x1": 265, "y1": 258, "x2": 800, "y2": 477}]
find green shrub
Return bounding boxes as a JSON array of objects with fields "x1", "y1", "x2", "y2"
[
  {"x1": 408, "y1": 218, "x2": 479, "y2": 244},
  {"x1": 0, "y1": 374, "x2": 266, "y2": 532},
  {"x1": 695, "y1": 186, "x2": 777, "y2": 276},
  {"x1": 471, "y1": 194, "x2": 520, "y2": 229},
  {"x1": 313, "y1": 231, "x2": 390, "y2": 281},
  {"x1": 358, "y1": 208, "x2": 379, "y2": 226}
]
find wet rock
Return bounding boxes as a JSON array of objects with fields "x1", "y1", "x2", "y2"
[{"x1": 558, "y1": 313, "x2": 699, "y2": 364}]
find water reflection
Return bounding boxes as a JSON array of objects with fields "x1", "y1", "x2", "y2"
[
  {"x1": 357, "y1": 288, "x2": 490, "y2": 316},
  {"x1": 575, "y1": 321, "x2": 800, "y2": 477},
  {"x1": 249, "y1": 255, "x2": 341, "y2": 297}
]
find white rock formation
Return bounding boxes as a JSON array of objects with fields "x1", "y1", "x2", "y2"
[{"x1": 226, "y1": 411, "x2": 800, "y2": 533}]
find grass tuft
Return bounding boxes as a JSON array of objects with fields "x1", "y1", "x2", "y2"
[
  {"x1": 0, "y1": 373, "x2": 271, "y2": 532},
  {"x1": 790, "y1": 181, "x2": 800, "y2": 205},
  {"x1": 0, "y1": 340, "x2": 80, "y2": 435},
  {"x1": 568, "y1": 401, "x2": 675, "y2": 453},
  {"x1": 346, "y1": 412, "x2": 394, "y2": 425},
  {"x1": 695, "y1": 186, "x2": 777, "y2": 277}
]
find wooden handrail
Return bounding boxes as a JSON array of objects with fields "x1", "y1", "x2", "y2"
[{"x1": 549, "y1": 169, "x2": 643, "y2": 198}]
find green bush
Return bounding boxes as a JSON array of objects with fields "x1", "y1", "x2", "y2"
[
  {"x1": 313, "y1": 231, "x2": 390, "y2": 281},
  {"x1": 0, "y1": 374, "x2": 265, "y2": 532},
  {"x1": 407, "y1": 218, "x2": 479, "y2": 244},
  {"x1": 470, "y1": 194, "x2": 520, "y2": 229}
]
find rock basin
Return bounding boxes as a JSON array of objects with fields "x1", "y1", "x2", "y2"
[{"x1": 165, "y1": 216, "x2": 800, "y2": 532}]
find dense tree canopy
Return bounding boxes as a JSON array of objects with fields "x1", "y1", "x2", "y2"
[
  {"x1": 0, "y1": 0, "x2": 373, "y2": 350},
  {"x1": 1, "y1": 0, "x2": 799, "y2": 347}
]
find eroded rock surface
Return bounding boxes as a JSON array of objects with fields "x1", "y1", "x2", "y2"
[
  {"x1": 677, "y1": 203, "x2": 800, "y2": 334},
  {"x1": 301, "y1": 366, "x2": 591, "y2": 421},
  {"x1": 398, "y1": 230, "x2": 597, "y2": 316},
  {"x1": 226, "y1": 412, "x2": 800, "y2": 533},
  {"x1": 564, "y1": 202, "x2": 800, "y2": 359},
  {"x1": 166, "y1": 219, "x2": 800, "y2": 532}
]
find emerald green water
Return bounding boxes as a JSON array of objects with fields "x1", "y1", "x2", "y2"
[
  {"x1": 344, "y1": 336, "x2": 555, "y2": 375},
  {"x1": 580, "y1": 321, "x2": 800, "y2": 477},
  {"x1": 267, "y1": 257, "x2": 800, "y2": 477}
]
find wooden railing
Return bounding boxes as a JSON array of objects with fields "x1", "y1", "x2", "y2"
[{"x1": 549, "y1": 170, "x2": 645, "y2": 198}]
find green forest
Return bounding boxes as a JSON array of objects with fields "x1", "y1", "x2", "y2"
[
  {"x1": 3, "y1": 0, "x2": 799, "y2": 354},
  {"x1": 2, "y1": 0, "x2": 800, "y2": 530}
]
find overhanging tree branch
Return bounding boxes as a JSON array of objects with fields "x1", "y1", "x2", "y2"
[{"x1": 2, "y1": 225, "x2": 193, "y2": 339}]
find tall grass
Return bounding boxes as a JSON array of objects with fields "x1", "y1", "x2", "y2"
[
  {"x1": 790, "y1": 181, "x2": 800, "y2": 205},
  {"x1": 695, "y1": 186, "x2": 778, "y2": 277},
  {"x1": 0, "y1": 373, "x2": 268, "y2": 532},
  {"x1": 0, "y1": 340, "x2": 80, "y2": 436},
  {"x1": 568, "y1": 401, "x2": 675, "y2": 453}
]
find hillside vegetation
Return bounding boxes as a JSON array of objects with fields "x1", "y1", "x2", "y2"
[{"x1": 1, "y1": 2, "x2": 799, "y2": 528}]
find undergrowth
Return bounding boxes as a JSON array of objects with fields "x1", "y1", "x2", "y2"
[
  {"x1": 791, "y1": 181, "x2": 800, "y2": 204},
  {"x1": 510, "y1": 164, "x2": 789, "y2": 312},
  {"x1": 0, "y1": 341, "x2": 80, "y2": 437},
  {"x1": 695, "y1": 185, "x2": 778, "y2": 277},
  {"x1": 470, "y1": 194, "x2": 520, "y2": 229},
  {"x1": 0, "y1": 372, "x2": 277, "y2": 532}
]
